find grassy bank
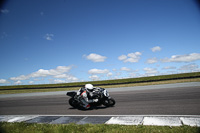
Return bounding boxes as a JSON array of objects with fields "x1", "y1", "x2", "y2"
[
  {"x1": 0, "y1": 72, "x2": 200, "y2": 94},
  {"x1": 0, "y1": 122, "x2": 199, "y2": 133}
]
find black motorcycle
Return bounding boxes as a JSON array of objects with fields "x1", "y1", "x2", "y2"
[{"x1": 66, "y1": 87, "x2": 115, "y2": 110}]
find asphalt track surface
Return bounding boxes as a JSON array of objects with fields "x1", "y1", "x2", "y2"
[{"x1": 0, "y1": 82, "x2": 200, "y2": 115}]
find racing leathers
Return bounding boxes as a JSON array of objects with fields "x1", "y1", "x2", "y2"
[{"x1": 76, "y1": 87, "x2": 99, "y2": 109}]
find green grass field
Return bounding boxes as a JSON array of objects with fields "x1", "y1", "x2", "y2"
[
  {"x1": 0, "y1": 72, "x2": 200, "y2": 94},
  {"x1": 0, "y1": 122, "x2": 199, "y2": 133}
]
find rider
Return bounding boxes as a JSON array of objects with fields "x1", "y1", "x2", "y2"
[{"x1": 77, "y1": 84, "x2": 99, "y2": 109}]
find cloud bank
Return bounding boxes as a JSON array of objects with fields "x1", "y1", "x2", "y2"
[
  {"x1": 162, "y1": 53, "x2": 200, "y2": 62},
  {"x1": 9, "y1": 66, "x2": 78, "y2": 84}
]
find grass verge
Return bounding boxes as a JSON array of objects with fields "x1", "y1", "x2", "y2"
[
  {"x1": 0, "y1": 78, "x2": 199, "y2": 94},
  {"x1": 0, "y1": 122, "x2": 199, "y2": 133},
  {"x1": 0, "y1": 72, "x2": 200, "y2": 94}
]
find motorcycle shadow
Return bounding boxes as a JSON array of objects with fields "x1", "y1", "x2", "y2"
[{"x1": 69, "y1": 106, "x2": 113, "y2": 111}]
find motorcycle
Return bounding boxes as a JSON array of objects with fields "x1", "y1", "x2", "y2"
[{"x1": 66, "y1": 87, "x2": 115, "y2": 110}]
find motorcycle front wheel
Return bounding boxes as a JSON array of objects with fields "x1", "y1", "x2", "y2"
[
  {"x1": 103, "y1": 98, "x2": 115, "y2": 107},
  {"x1": 69, "y1": 98, "x2": 79, "y2": 108}
]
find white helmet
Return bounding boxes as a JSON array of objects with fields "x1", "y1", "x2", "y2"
[{"x1": 85, "y1": 84, "x2": 94, "y2": 90}]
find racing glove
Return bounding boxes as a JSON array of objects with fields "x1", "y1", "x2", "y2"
[{"x1": 93, "y1": 99, "x2": 98, "y2": 102}]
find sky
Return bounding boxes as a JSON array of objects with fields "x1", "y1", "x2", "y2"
[{"x1": 0, "y1": 0, "x2": 200, "y2": 86}]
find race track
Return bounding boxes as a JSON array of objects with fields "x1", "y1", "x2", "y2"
[{"x1": 0, "y1": 82, "x2": 200, "y2": 115}]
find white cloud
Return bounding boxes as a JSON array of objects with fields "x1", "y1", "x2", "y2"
[
  {"x1": 10, "y1": 66, "x2": 74, "y2": 82},
  {"x1": 128, "y1": 52, "x2": 141, "y2": 58},
  {"x1": 89, "y1": 75, "x2": 100, "y2": 81},
  {"x1": 30, "y1": 66, "x2": 72, "y2": 78},
  {"x1": 143, "y1": 67, "x2": 158, "y2": 76},
  {"x1": 53, "y1": 74, "x2": 69, "y2": 78},
  {"x1": 129, "y1": 72, "x2": 138, "y2": 77},
  {"x1": 1, "y1": 9, "x2": 9, "y2": 14},
  {"x1": 9, "y1": 65, "x2": 79, "y2": 85},
  {"x1": 161, "y1": 53, "x2": 200, "y2": 63},
  {"x1": 88, "y1": 68, "x2": 109, "y2": 75},
  {"x1": 107, "y1": 72, "x2": 113, "y2": 77},
  {"x1": 10, "y1": 75, "x2": 29, "y2": 81},
  {"x1": 44, "y1": 33, "x2": 54, "y2": 41},
  {"x1": 54, "y1": 74, "x2": 79, "y2": 82},
  {"x1": 88, "y1": 68, "x2": 112, "y2": 81},
  {"x1": 162, "y1": 66, "x2": 176, "y2": 70},
  {"x1": 120, "y1": 67, "x2": 131, "y2": 71},
  {"x1": 0, "y1": 79, "x2": 8, "y2": 84},
  {"x1": 112, "y1": 68, "x2": 117, "y2": 71},
  {"x1": 53, "y1": 79, "x2": 65, "y2": 83},
  {"x1": 118, "y1": 55, "x2": 127, "y2": 61},
  {"x1": 84, "y1": 53, "x2": 107, "y2": 62},
  {"x1": 146, "y1": 57, "x2": 158, "y2": 64},
  {"x1": 124, "y1": 58, "x2": 138, "y2": 63},
  {"x1": 52, "y1": 76, "x2": 78, "y2": 84},
  {"x1": 151, "y1": 46, "x2": 161, "y2": 52},
  {"x1": 14, "y1": 80, "x2": 22, "y2": 85},
  {"x1": 118, "y1": 52, "x2": 142, "y2": 63},
  {"x1": 66, "y1": 76, "x2": 79, "y2": 82},
  {"x1": 29, "y1": 81, "x2": 34, "y2": 84},
  {"x1": 179, "y1": 63, "x2": 200, "y2": 72},
  {"x1": 30, "y1": 69, "x2": 50, "y2": 77}
]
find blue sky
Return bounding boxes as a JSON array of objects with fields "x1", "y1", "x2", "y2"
[{"x1": 0, "y1": 0, "x2": 200, "y2": 85}]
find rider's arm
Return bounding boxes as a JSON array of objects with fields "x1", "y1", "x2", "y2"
[
  {"x1": 77, "y1": 88, "x2": 83, "y2": 95},
  {"x1": 84, "y1": 97, "x2": 94, "y2": 103},
  {"x1": 81, "y1": 91, "x2": 94, "y2": 103}
]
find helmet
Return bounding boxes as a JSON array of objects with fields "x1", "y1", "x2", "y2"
[{"x1": 85, "y1": 84, "x2": 94, "y2": 91}]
